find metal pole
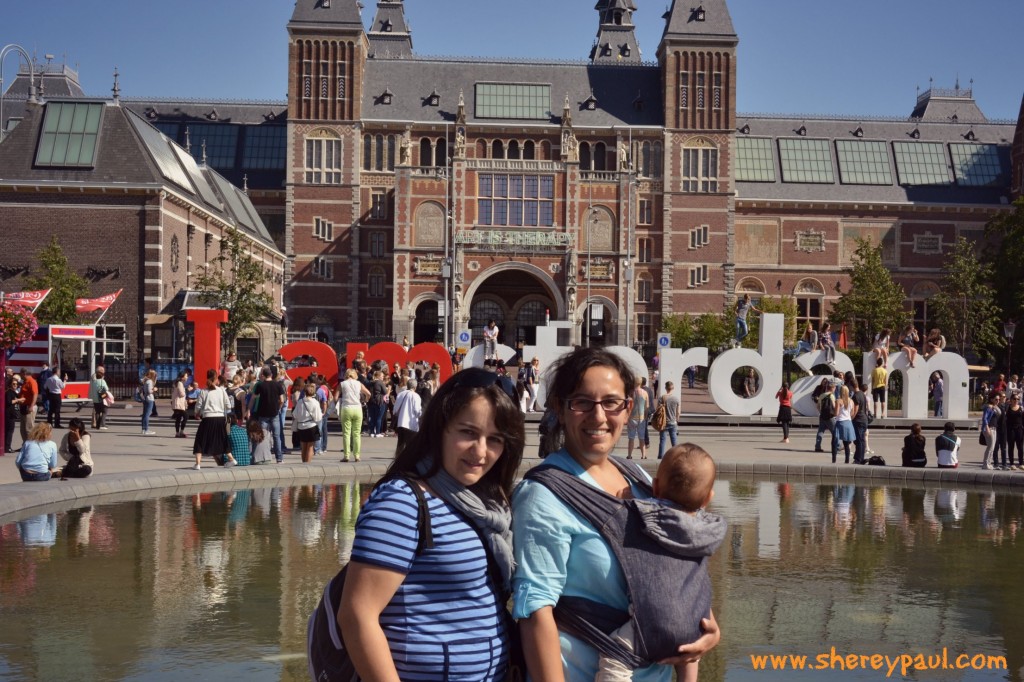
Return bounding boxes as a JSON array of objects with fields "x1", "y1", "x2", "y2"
[
  {"x1": 1, "y1": 44, "x2": 39, "y2": 143},
  {"x1": 586, "y1": 173, "x2": 593, "y2": 348}
]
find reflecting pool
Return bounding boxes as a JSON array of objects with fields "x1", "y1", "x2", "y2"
[{"x1": 1, "y1": 479, "x2": 1021, "y2": 681}]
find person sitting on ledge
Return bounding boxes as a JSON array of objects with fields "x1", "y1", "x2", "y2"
[
  {"x1": 924, "y1": 328, "x2": 945, "y2": 359},
  {"x1": 57, "y1": 418, "x2": 94, "y2": 479},
  {"x1": 935, "y1": 422, "x2": 961, "y2": 469},
  {"x1": 15, "y1": 423, "x2": 59, "y2": 482},
  {"x1": 901, "y1": 423, "x2": 927, "y2": 468}
]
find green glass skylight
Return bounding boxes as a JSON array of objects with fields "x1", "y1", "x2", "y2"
[
  {"x1": 836, "y1": 140, "x2": 893, "y2": 185},
  {"x1": 949, "y1": 143, "x2": 1004, "y2": 187},
  {"x1": 475, "y1": 83, "x2": 551, "y2": 120},
  {"x1": 778, "y1": 138, "x2": 834, "y2": 184},
  {"x1": 735, "y1": 137, "x2": 776, "y2": 182},
  {"x1": 35, "y1": 102, "x2": 104, "y2": 167},
  {"x1": 893, "y1": 142, "x2": 951, "y2": 186}
]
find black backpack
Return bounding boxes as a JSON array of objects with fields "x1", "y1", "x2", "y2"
[
  {"x1": 818, "y1": 393, "x2": 835, "y2": 419},
  {"x1": 307, "y1": 479, "x2": 433, "y2": 682}
]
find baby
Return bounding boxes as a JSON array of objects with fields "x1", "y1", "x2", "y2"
[{"x1": 596, "y1": 443, "x2": 726, "y2": 682}]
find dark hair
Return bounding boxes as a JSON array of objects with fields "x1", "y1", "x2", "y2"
[
  {"x1": 381, "y1": 368, "x2": 525, "y2": 503},
  {"x1": 176, "y1": 370, "x2": 189, "y2": 383},
  {"x1": 542, "y1": 347, "x2": 638, "y2": 453},
  {"x1": 68, "y1": 417, "x2": 88, "y2": 437},
  {"x1": 910, "y1": 422, "x2": 925, "y2": 445}
]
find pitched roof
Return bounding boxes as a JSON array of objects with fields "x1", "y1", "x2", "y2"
[
  {"x1": 661, "y1": 0, "x2": 737, "y2": 44},
  {"x1": 910, "y1": 87, "x2": 987, "y2": 123},
  {"x1": 288, "y1": 0, "x2": 365, "y2": 31},
  {"x1": 367, "y1": 0, "x2": 413, "y2": 58},
  {"x1": 362, "y1": 57, "x2": 664, "y2": 128}
]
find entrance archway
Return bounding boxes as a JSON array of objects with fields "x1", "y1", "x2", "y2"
[
  {"x1": 467, "y1": 267, "x2": 559, "y2": 347},
  {"x1": 413, "y1": 300, "x2": 440, "y2": 345}
]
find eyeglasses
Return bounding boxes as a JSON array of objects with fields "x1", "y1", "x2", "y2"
[{"x1": 566, "y1": 397, "x2": 630, "y2": 414}]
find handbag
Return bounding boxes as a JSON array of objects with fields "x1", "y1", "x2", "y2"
[
  {"x1": 866, "y1": 411, "x2": 875, "y2": 425},
  {"x1": 979, "y1": 430, "x2": 987, "y2": 446},
  {"x1": 650, "y1": 400, "x2": 668, "y2": 432}
]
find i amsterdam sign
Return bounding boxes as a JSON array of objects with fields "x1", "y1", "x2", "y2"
[
  {"x1": 187, "y1": 311, "x2": 968, "y2": 422},
  {"x1": 456, "y1": 229, "x2": 572, "y2": 250}
]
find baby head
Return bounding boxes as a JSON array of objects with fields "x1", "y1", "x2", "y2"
[{"x1": 653, "y1": 443, "x2": 716, "y2": 513}]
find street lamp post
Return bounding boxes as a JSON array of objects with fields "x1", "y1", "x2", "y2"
[
  {"x1": 1005, "y1": 320, "x2": 1016, "y2": 375},
  {"x1": 0, "y1": 44, "x2": 39, "y2": 143}
]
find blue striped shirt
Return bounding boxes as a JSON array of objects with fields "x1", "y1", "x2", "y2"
[{"x1": 350, "y1": 478, "x2": 509, "y2": 681}]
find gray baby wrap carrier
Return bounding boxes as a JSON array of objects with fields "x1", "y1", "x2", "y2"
[{"x1": 524, "y1": 458, "x2": 726, "y2": 668}]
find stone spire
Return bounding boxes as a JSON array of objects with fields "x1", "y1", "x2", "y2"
[
  {"x1": 368, "y1": 0, "x2": 413, "y2": 58},
  {"x1": 591, "y1": 0, "x2": 641, "y2": 64}
]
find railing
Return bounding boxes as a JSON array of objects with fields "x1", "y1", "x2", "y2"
[
  {"x1": 580, "y1": 171, "x2": 620, "y2": 183},
  {"x1": 916, "y1": 87, "x2": 973, "y2": 106},
  {"x1": 469, "y1": 159, "x2": 564, "y2": 172}
]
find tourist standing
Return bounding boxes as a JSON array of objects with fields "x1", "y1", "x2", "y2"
[
  {"x1": 813, "y1": 378, "x2": 835, "y2": 453},
  {"x1": 338, "y1": 369, "x2": 370, "y2": 463},
  {"x1": 512, "y1": 347, "x2": 720, "y2": 681},
  {"x1": 293, "y1": 383, "x2": 324, "y2": 463},
  {"x1": 483, "y1": 319, "x2": 500, "y2": 362},
  {"x1": 627, "y1": 378, "x2": 648, "y2": 460},
  {"x1": 220, "y1": 351, "x2": 242, "y2": 381},
  {"x1": 192, "y1": 370, "x2": 238, "y2": 470},
  {"x1": 17, "y1": 371, "x2": 39, "y2": 444},
  {"x1": 15, "y1": 423, "x2": 59, "y2": 481},
  {"x1": 367, "y1": 370, "x2": 389, "y2": 438},
  {"x1": 994, "y1": 392, "x2": 1009, "y2": 470},
  {"x1": 1005, "y1": 395, "x2": 1024, "y2": 470},
  {"x1": 932, "y1": 373, "x2": 945, "y2": 417},
  {"x1": 140, "y1": 369, "x2": 157, "y2": 435},
  {"x1": 657, "y1": 381, "x2": 680, "y2": 458},
  {"x1": 4, "y1": 375, "x2": 21, "y2": 453},
  {"x1": 870, "y1": 357, "x2": 888, "y2": 419},
  {"x1": 981, "y1": 394, "x2": 999, "y2": 470},
  {"x1": 337, "y1": 368, "x2": 523, "y2": 681},
  {"x1": 315, "y1": 375, "x2": 331, "y2": 454},
  {"x1": 390, "y1": 379, "x2": 422, "y2": 453},
  {"x1": 743, "y1": 368, "x2": 759, "y2": 398},
  {"x1": 250, "y1": 367, "x2": 285, "y2": 463},
  {"x1": 526, "y1": 357, "x2": 541, "y2": 412},
  {"x1": 734, "y1": 294, "x2": 760, "y2": 346},
  {"x1": 88, "y1": 367, "x2": 110, "y2": 431},
  {"x1": 58, "y1": 418, "x2": 93, "y2": 478},
  {"x1": 171, "y1": 370, "x2": 190, "y2": 438},
  {"x1": 776, "y1": 382, "x2": 793, "y2": 444},
  {"x1": 833, "y1": 386, "x2": 857, "y2": 464},
  {"x1": 935, "y1": 422, "x2": 961, "y2": 469},
  {"x1": 852, "y1": 382, "x2": 870, "y2": 464},
  {"x1": 43, "y1": 371, "x2": 65, "y2": 429}
]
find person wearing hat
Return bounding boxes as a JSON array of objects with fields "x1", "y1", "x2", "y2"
[{"x1": 935, "y1": 422, "x2": 961, "y2": 469}]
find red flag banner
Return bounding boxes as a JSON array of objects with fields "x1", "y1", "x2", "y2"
[
  {"x1": 3, "y1": 289, "x2": 51, "y2": 311},
  {"x1": 75, "y1": 289, "x2": 123, "y2": 313}
]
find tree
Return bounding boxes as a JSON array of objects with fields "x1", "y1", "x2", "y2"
[
  {"x1": 23, "y1": 236, "x2": 89, "y2": 324},
  {"x1": 828, "y1": 238, "x2": 907, "y2": 349},
  {"x1": 662, "y1": 311, "x2": 732, "y2": 351},
  {"x1": 193, "y1": 228, "x2": 275, "y2": 352},
  {"x1": 747, "y1": 296, "x2": 798, "y2": 348},
  {"x1": 985, "y1": 197, "x2": 1024, "y2": 329},
  {"x1": 929, "y1": 236, "x2": 1003, "y2": 360}
]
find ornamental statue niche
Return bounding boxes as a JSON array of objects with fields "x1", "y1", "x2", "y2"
[
  {"x1": 562, "y1": 130, "x2": 579, "y2": 162},
  {"x1": 399, "y1": 129, "x2": 412, "y2": 166},
  {"x1": 454, "y1": 127, "x2": 466, "y2": 158}
]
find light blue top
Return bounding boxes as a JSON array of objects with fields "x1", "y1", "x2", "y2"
[
  {"x1": 511, "y1": 449, "x2": 670, "y2": 682},
  {"x1": 16, "y1": 440, "x2": 58, "y2": 474}
]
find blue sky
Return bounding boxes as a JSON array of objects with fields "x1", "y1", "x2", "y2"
[{"x1": 3, "y1": 0, "x2": 1022, "y2": 121}]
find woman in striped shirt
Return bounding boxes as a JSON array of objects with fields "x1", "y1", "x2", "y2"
[{"x1": 339, "y1": 367, "x2": 525, "y2": 681}]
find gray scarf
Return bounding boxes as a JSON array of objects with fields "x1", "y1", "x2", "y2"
[{"x1": 416, "y1": 459, "x2": 515, "y2": 594}]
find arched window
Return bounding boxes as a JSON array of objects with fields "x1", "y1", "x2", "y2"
[
  {"x1": 386, "y1": 134, "x2": 396, "y2": 170},
  {"x1": 636, "y1": 274, "x2": 654, "y2": 303},
  {"x1": 794, "y1": 279, "x2": 825, "y2": 331},
  {"x1": 434, "y1": 138, "x2": 447, "y2": 167},
  {"x1": 523, "y1": 140, "x2": 536, "y2": 160},
  {"x1": 540, "y1": 140, "x2": 551, "y2": 160},
  {"x1": 363, "y1": 134, "x2": 372, "y2": 171},
  {"x1": 507, "y1": 140, "x2": 521, "y2": 160},
  {"x1": 681, "y1": 138, "x2": 718, "y2": 192},
  {"x1": 737, "y1": 277, "x2": 766, "y2": 296},
  {"x1": 492, "y1": 140, "x2": 505, "y2": 159},
  {"x1": 368, "y1": 267, "x2": 386, "y2": 298},
  {"x1": 593, "y1": 142, "x2": 607, "y2": 171},
  {"x1": 420, "y1": 138, "x2": 433, "y2": 167},
  {"x1": 580, "y1": 142, "x2": 592, "y2": 170},
  {"x1": 476, "y1": 139, "x2": 488, "y2": 159},
  {"x1": 374, "y1": 134, "x2": 384, "y2": 171}
]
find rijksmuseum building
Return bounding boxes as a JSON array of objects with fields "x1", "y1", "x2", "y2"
[{"x1": 3, "y1": 0, "x2": 1024, "y2": 357}]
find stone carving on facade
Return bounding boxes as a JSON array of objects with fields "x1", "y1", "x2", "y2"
[
  {"x1": 618, "y1": 141, "x2": 630, "y2": 170},
  {"x1": 399, "y1": 130, "x2": 412, "y2": 166},
  {"x1": 793, "y1": 228, "x2": 826, "y2": 253},
  {"x1": 412, "y1": 255, "x2": 443, "y2": 276},
  {"x1": 913, "y1": 232, "x2": 944, "y2": 255},
  {"x1": 467, "y1": 260, "x2": 481, "y2": 272},
  {"x1": 454, "y1": 127, "x2": 466, "y2": 159},
  {"x1": 562, "y1": 129, "x2": 579, "y2": 162},
  {"x1": 414, "y1": 202, "x2": 445, "y2": 247},
  {"x1": 549, "y1": 262, "x2": 561, "y2": 274},
  {"x1": 582, "y1": 257, "x2": 615, "y2": 281}
]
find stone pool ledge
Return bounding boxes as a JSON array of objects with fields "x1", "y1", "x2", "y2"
[{"x1": 4, "y1": 458, "x2": 1023, "y2": 525}]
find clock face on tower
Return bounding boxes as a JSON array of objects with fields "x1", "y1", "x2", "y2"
[{"x1": 170, "y1": 235, "x2": 180, "y2": 273}]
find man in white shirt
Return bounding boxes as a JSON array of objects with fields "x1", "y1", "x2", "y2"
[
  {"x1": 482, "y1": 320, "x2": 499, "y2": 363},
  {"x1": 391, "y1": 379, "x2": 422, "y2": 453},
  {"x1": 44, "y1": 372, "x2": 66, "y2": 429}
]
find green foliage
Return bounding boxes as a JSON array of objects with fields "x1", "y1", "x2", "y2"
[
  {"x1": 23, "y1": 236, "x2": 89, "y2": 324},
  {"x1": 747, "y1": 296, "x2": 798, "y2": 348},
  {"x1": 193, "y1": 229, "x2": 275, "y2": 352},
  {"x1": 662, "y1": 311, "x2": 733, "y2": 351},
  {"x1": 985, "y1": 197, "x2": 1024, "y2": 333},
  {"x1": 828, "y1": 238, "x2": 908, "y2": 349},
  {"x1": 929, "y1": 235, "x2": 1003, "y2": 357}
]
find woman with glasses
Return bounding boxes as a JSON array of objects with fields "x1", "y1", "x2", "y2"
[
  {"x1": 337, "y1": 367, "x2": 524, "y2": 680},
  {"x1": 512, "y1": 347, "x2": 720, "y2": 682}
]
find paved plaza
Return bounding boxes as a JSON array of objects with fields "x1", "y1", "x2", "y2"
[{"x1": 3, "y1": 397, "x2": 1017, "y2": 524}]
